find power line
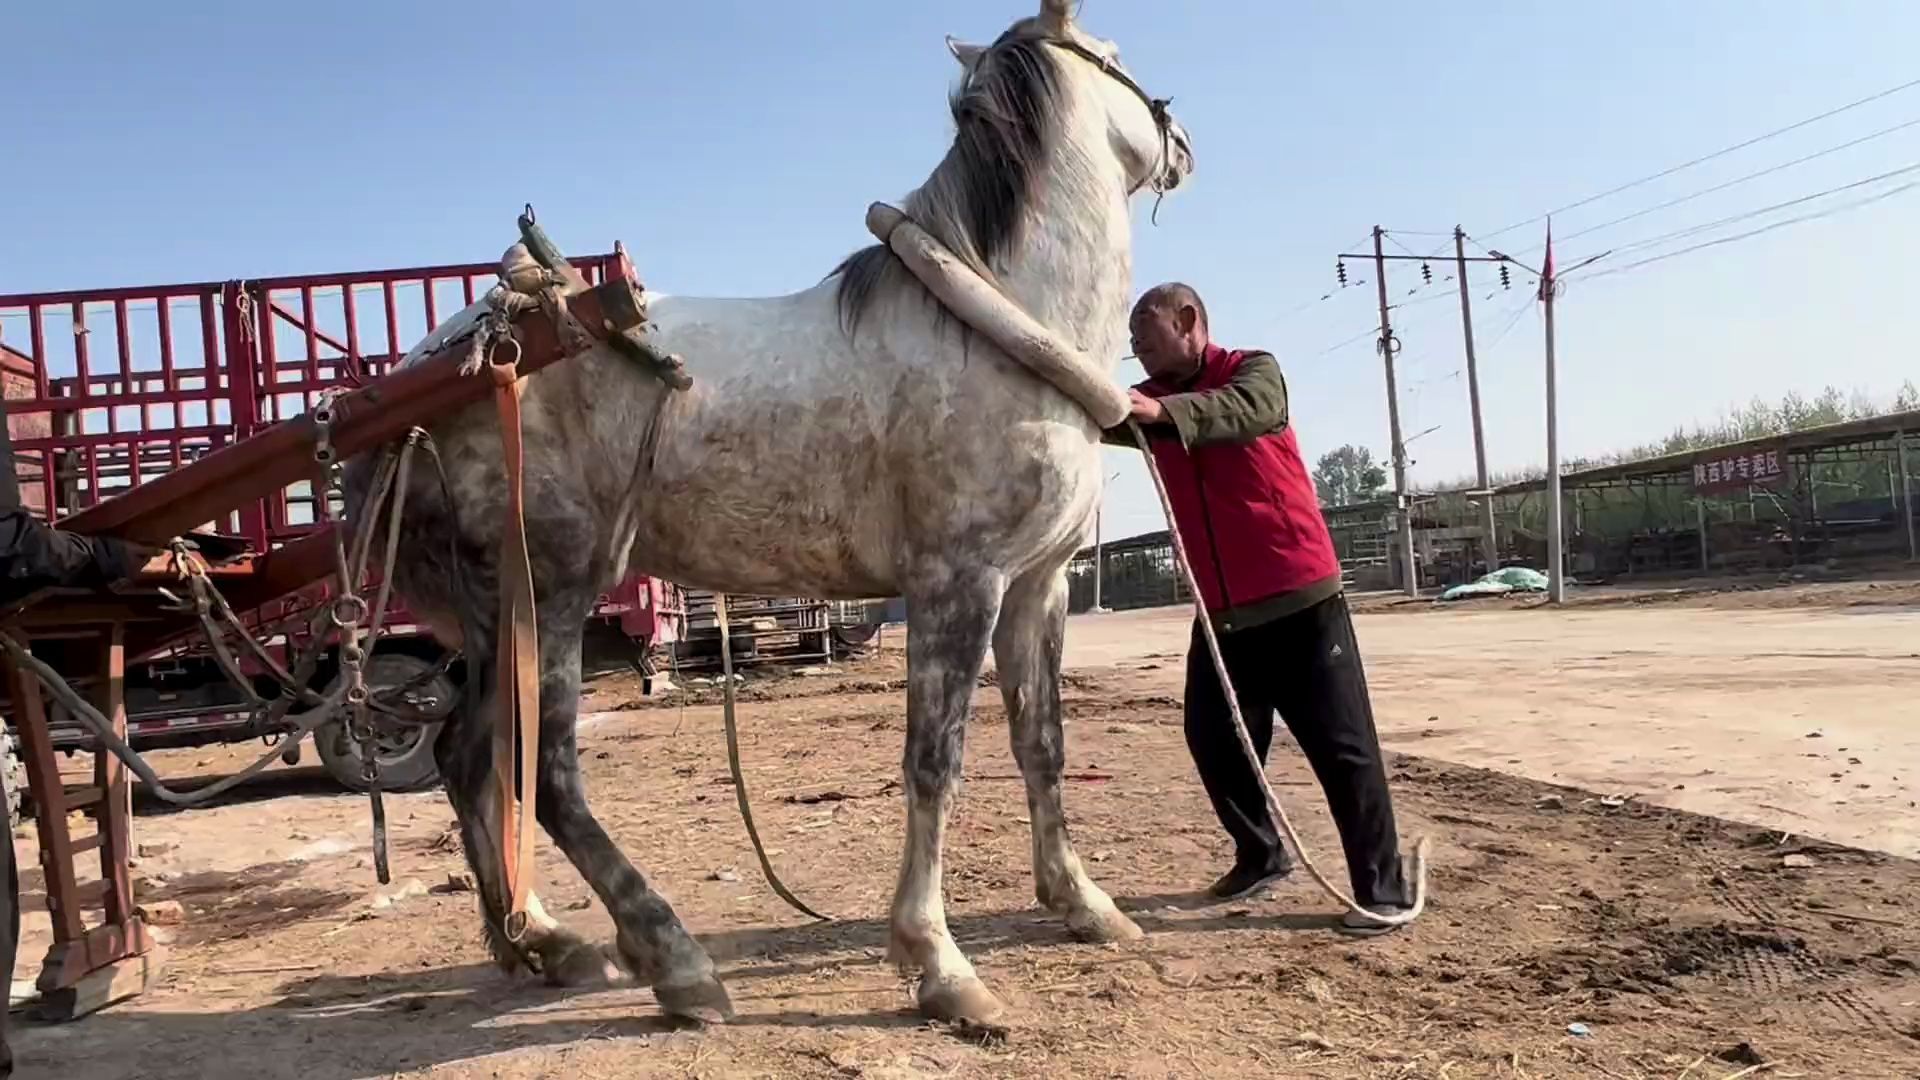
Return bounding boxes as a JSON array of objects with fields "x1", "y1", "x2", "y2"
[
  {"x1": 1385, "y1": 232, "x2": 1427, "y2": 258},
  {"x1": 1312, "y1": 280, "x2": 1477, "y2": 357},
  {"x1": 1478, "y1": 75, "x2": 1920, "y2": 241},
  {"x1": 1584, "y1": 159, "x2": 1920, "y2": 261},
  {"x1": 1531, "y1": 114, "x2": 1920, "y2": 250},
  {"x1": 1274, "y1": 281, "x2": 1368, "y2": 320},
  {"x1": 1313, "y1": 324, "x2": 1380, "y2": 356},
  {"x1": 1572, "y1": 176, "x2": 1920, "y2": 282},
  {"x1": 1393, "y1": 286, "x2": 1463, "y2": 313},
  {"x1": 1270, "y1": 232, "x2": 1380, "y2": 327},
  {"x1": 1477, "y1": 300, "x2": 1534, "y2": 355},
  {"x1": 1313, "y1": 273, "x2": 1511, "y2": 360}
]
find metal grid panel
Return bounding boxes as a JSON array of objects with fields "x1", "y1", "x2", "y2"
[{"x1": 0, "y1": 255, "x2": 618, "y2": 549}]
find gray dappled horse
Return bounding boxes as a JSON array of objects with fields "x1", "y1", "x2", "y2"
[{"x1": 347, "y1": 0, "x2": 1194, "y2": 1025}]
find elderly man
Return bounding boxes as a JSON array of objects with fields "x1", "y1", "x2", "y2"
[{"x1": 1104, "y1": 281, "x2": 1415, "y2": 935}]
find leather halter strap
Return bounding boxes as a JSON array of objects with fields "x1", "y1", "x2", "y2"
[
  {"x1": 987, "y1": 32, "x2": 1182, "y2": 197},
  {"x1": 489, "y1": 352, "x2": 541, "y2": 943}
]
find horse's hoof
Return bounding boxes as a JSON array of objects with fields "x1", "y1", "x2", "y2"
[
  {"x1": 655, "y1": 974, "x2": 735, "y2": 1025},
  {"x1": 1067, "y1": 906, "x2": 1144, "y2": 944},
  {"x1": 918, "y1": 975, "x2": 1007, "y2": 1026},
  {"x1": 539, "y1": 937, "x2": 626, "y2": 988},
  {"x1": 883, "y1": 935, "x2": 915, "y2": 975}
]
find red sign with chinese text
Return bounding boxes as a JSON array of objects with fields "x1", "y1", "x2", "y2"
[{"x1": 1692, "y1": 445, "x2": 1788, "y2": 495}]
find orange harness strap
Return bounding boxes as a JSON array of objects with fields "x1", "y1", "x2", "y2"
[{"x1": 490, "y1": 359, "x2": 541, "y2": 942}]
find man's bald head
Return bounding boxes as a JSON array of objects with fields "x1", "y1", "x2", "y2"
[
  {"x1": 1129, "y1": 281, "x2": 1211, "y2": 379},
  {"x1": 1136, "y1": 282, "x2": 1209, "y2": 332}
]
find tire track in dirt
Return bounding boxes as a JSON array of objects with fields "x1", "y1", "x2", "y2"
[{"x1": 1696, "y1": 838, "x2": 1911, "y2": 1037}]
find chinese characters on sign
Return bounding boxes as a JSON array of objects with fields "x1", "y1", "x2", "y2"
[{"x1": 1692, "y1": 445, "x2": 1788, "y2": 495}]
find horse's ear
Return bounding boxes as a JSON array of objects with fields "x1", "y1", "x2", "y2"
[
  {"x1": 1037, "y1": 0, "x2": 1074, "y2": 34},
  {"x1": 946, "y1": 35, "x2": 986, "y2": 71}
]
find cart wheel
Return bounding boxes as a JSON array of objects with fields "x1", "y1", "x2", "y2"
[
  {"x1": 832, "y1": 621, "x2": 881, "y2": 657},
  {"x1": 314, "y1": 651, "x2": 457, "y2": 794},
  {"x1": 0, "y1": 724, "x2": 23, "y2": 831}
]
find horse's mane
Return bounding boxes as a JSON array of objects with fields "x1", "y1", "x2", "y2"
[{"x1": 830, "y1": 32, "x2": 1067, "y2": 336}]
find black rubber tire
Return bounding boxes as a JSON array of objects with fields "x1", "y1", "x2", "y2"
[
  {"x1": 831, "y1": 623, "x2": 881, "y2": 662},
  {"x1": 314, "y1": 651, "x2": 456, "y2": 794}
]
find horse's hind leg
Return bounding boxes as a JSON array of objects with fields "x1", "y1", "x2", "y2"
[
  {"x1": 993, "y1": 567, "x2": 1141, "y2": 943},
  {"x1": 888, "y1": 567, "x2": 1005, "y2": 1024},
  {"x1": 532, "y1": 622, "x2": 732, "y2": 1022}
]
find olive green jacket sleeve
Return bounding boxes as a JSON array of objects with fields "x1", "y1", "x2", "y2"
[{"x1": 1100, "y1": 351, "x2": 1289, "y2": 448}]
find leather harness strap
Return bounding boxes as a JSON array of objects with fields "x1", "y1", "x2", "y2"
[{"x1": 489, "y1": 354, "x2": 541, "y2": 942}]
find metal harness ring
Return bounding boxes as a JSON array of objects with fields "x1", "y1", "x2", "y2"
[
  {"x1": 330, "y1": 593, "x2": 370, "y2": 628},
  {"x1": 503, "y1": 910, "x2": 531, "y2": 944}
]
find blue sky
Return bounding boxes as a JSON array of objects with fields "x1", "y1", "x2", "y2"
[{"x1": 7, "y1": 1, "x2": 1919, "y2": 541}]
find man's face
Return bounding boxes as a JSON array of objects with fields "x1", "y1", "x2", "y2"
[{"x1": 1129, "y1": 299, "x2": 1198, "y2": 379}]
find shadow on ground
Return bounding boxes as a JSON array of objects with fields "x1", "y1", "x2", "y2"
[{"x1": 11, "y1": 899, "x2": 1345, "y2": 1079}]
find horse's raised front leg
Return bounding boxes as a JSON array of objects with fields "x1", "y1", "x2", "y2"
[
  {"x1": 531, "y1": 624, "x2": 731, "y2": 1023},
  {"x1": 889, "y1": 567, "x2": 1005, "y2": 1024},
  {"x1": 993, "y1": 567, "x2": 1142, "y2": 944}
]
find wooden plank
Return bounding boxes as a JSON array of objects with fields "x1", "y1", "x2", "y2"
[
  {"x1": 34, "y1": 918, "x2": 150, "y2": 995},
  {"x1": 62, "y1": 786, "x2": 104, "y2": 810},
  {"x1": 94, "y1": 624, "x2": 136, "y2": 926},
  {"x1": 2, "y1": 653, "x2": 84, "y2": 943},
  {"x1": 31, "y1": 946, "x2": 166, "y2": 1022}
]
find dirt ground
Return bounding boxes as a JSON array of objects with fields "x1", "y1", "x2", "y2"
[{"x1": 12, "y1": 577, "x2": 1920, "y2": 1079}]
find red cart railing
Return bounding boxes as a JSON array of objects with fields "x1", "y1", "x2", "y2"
[{"x1": 0, "y1": 250, "x2": 678, "y2": 1020}]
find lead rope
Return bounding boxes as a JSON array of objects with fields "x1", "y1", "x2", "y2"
[
  {"x1": 714, "y1": 593, "x2": 830, "y2": 921},
  {"x1": 1129, "y1": 420, "x2": 1430, "y2": 927}
]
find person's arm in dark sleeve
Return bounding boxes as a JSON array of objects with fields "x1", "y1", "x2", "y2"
[
  {"x1": 0, "y1": 509, "x2": 142, "y2": 600},
  {"x1": 1154, "y1": 351, "x2": 1289, "y2": 447}
]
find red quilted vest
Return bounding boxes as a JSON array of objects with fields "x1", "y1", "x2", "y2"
[{"x1": 1137, "y1": 345, "x2": 1342, "y2": 615}]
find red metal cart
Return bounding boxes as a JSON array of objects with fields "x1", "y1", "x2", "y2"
[{"x1": 0, "y1": 246, "x2": 668, "y2": 1018}]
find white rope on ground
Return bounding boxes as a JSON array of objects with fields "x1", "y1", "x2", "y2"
[{"x1": 1129, "y1": 419, "x2": 1429, "y2": 927}]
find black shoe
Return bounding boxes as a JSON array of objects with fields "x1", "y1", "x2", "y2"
[
  {"x1": 1337, "y1": 903, "x2": 1414, "y2": 937},
  {"x1": 1205, "y1": 860, "x2": 1292, "y2": 901},
  {"x1": 1337, "y1": 856, "x2": 1419, "y2": 937}
]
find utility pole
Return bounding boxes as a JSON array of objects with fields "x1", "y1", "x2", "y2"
[
  {"x1": 1542, "y1": 222, "x2": 1566, "y2": 605},
  {"x1": 1901, "y1": 431, "x2": 1916, "y2": 561},
  {"x1": 1455, "y1": 225, "x2": 1497, "y2": 572},
  {"x1": 1371, "y1": 226, "x2": 1418, "y2": 597},
  {"x1": 1090, "y1": 468, "x2": 1120, "y2": 613},
  {"x1": 1091, "y1": 502, "x2": 1105, "y2": 613},
  {"x1": 1337, "y1": 229, "x2": 1526, "y2": 597}
]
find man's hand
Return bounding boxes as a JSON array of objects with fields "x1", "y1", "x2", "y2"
[
  {"x1": 129, "y1": 544, "x2": 173, "y2": 578},
  {"x1": 1127, "y1": 389, "x2": 1168, "y2": 425}
]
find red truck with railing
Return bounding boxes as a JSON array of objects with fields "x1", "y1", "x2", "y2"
[{"x1": 0, "y1": 252, "x2": 685, "y2": 799}]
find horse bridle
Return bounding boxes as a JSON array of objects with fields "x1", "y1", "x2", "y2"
[{"x1": 990, "y1": 33, "x2": 1184, "y2": 199}]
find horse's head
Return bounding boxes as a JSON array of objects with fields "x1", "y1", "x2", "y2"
[{"x1": 949, "y1": 0, "x2": 1195, "y2": 199}]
